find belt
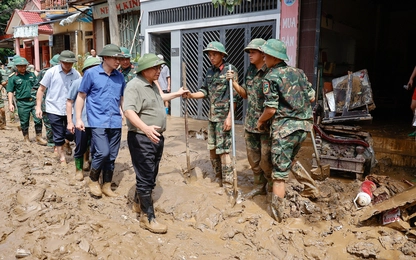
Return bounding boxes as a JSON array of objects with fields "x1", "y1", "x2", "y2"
[{"x1": 17, "y1": 98, "x2": 33, "y2": 101}]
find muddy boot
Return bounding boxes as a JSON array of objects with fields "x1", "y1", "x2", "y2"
[
  {"x1": 270, "y1": 194, "x2": 285, "y2": 223},
  {"x1": 245, "y1": 174, "x2": 267, "y2": 200},
  {"x1": 102, "y1": 170, "x2": 118, "y2": 197},
  {"x1": 221, "y1": 163, "x2": 236, "y2": 206},
  {"x1": 0, "y1": 107, "x2": 7, "y2": 130},
  {"x1": 83, "y1": 148, "x2": 91, "y2": 171},
  {"x1": 74, "y1": 157, "x2": 84, "y2": 181},
  {"x1": 132, "y1": 191, "x2": 141, "y2": 213},
  {"x1": 210, "y1": 158, "x2": 222, "y2": 186},
  {"x1": 89, "y1": 168, "x2": 102, "y2": 197},
  {"x1": 291, "y1": 161, "x2": 320, "y2": 199},
  {"x1": 63, "y1": 140, "x2": 72, "y2": 155},
  {"x1": 139, "y1": 191, "x2": 167, "y2": 234},
  {"x1": 35, "y1": 134, "x2": 47, "y2": 146},
  {"x1": 22, "y1": 129, "x2": 30, "y2": 143}
]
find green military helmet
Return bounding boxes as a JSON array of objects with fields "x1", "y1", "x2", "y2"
[
  {"x1": 13, "y1": 57, "x2": 29, "y2": 66},
  {"x1": 7, "y1": 61, "x2": 14, "y2": 68},
  {"x1": 13, "y1": 54, "x2": 21, "y2": 59},
  {"x1": 260, "y1": 39, "x2": 289, "y2": 61},
  {"x1": 50, "y1": 54, "x2": 60, "y2": 66},
  {"x1": 59, "y1": 50, "x2": 77, "y2": 63},
  {"x1": 244, "y1": 38, "x2": 266, "y2": 53},
  {"x1": 120, "y1": 47, "x2": 132, "y2": 58},
  {"x1": 203, "y1": 41, "x2": 228, "y2": 57},
  {"x1": 135, "y1": 53, "x2": 166, "y2": 74},
  {"x1": 82, "y1": 57, "x2": 101, "y2": 72},
  {"x1": 99, "y1": 44, "x2": 124, "y2": 58}
]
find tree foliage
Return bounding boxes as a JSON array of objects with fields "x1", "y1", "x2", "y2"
[
  {"x1": 0, "y1": 0, "x2": 25, "y2": 61},
  {"x1": 212, "y1": 0, "x2": 250, "y2": 12}
]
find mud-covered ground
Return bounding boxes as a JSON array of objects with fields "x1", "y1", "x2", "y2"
[{"x1": 1, "y1": 114, "x2": 416, "y2": 259}]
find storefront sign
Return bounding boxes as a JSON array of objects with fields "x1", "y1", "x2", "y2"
[
  {"x1": 93, "y1": 0, "x2": 140, "y2": 19},
  {"x1": 280, "y1": 0, "x2": 299, "y2": 67},
  {"x1": 14, "y1": 25, "x2": 38, "y2": 38}
]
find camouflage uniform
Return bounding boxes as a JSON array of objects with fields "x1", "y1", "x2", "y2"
[
  {"x1": 35, "y1": 67, "x2": 54, "y2": 146},
  {"x1": 199, "y1": 62, "x2": 239, "y2": 191},
  {"x1": 0, "y1": 69, "x2": 6, "y2": 129},
  {"x1": 242, "y1": 63, "x2": 273, "y2": 193},
  {"x1": 263, "y1": 61, "x2": 315, "y2": 180},
  {"x1": 119, "y1": 65, "x2": 136, "y2": 83}
]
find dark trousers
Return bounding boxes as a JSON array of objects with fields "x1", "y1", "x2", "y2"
[
  {"x1": 90, "y1": 128, "x2": 121, "y2": 172},
  {"x1": 47, "y1": 113, "x2": 74, "y2": 146},
  {"x1": 127, "y1": 131, "x2": 164, "y2": 193},
  {"x1": 74, "y1": 127, "x2": 92, "y2": 158}
]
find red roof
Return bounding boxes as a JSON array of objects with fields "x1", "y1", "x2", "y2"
[{"x1": 17, "y1": 10, "x2": 53, "y2": 34}]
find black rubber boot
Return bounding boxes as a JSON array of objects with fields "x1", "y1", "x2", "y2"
[{"x1": 138, "y1": 191, "x2": 167, "y2": 234}]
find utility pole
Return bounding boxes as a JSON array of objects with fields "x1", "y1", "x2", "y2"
[{"x1": 108, "y1": 0, "x2": 120, "y2": 46}]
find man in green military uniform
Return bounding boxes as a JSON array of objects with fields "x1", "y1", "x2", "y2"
[
  {"x1": 0, "y1": 60, "x2": 7, "y2": 129},
  {"x1": 185, "y1": 41, "x2": 240, "y2": 204},
  {"x1": 119, "y1": 47, "x2": 136, "y2": 83},
  {"x1": 226, "y1": 38, "x2": 272, "y2": 199},
  {"x1": 35, "y1": 54, "x2": 60, "y2": 147},
  {"x1": 6, "y1": 57, "x2": 47, "y2": 145},
  {"x1": 256, "y1": 39, "x2": 319, "y2": 222}
]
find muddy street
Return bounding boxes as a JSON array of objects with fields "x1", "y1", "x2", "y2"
[{"x1": 1, "y1": 116, "x2": 416, "y2": 259}]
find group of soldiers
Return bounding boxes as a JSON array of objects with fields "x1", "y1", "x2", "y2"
[{"x1": 0, "y1": 38, "x2": 320, "y2": 234}]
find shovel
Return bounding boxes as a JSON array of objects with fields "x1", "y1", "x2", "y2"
[
  {"x1": 310, "y1": 125, "x2": 331, "y2": 181},
  {"x1": 228, "y1": 65, "x2": 241, "y2": 205}
]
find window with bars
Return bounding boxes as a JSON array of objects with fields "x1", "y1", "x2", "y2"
[{"x1": 149, "y1": 0, "x2": 279, "y2": 26}]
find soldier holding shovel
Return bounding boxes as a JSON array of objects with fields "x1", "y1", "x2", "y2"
[{"x1": 184, "y1": 41, "x2": 240, "y2": 204}]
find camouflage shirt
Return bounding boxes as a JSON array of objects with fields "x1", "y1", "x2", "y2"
[
  {"x1": 243, "y1": 63, "x2": 269, "y2": 133},
  {"x1": 263, "y1": 62, "x2": 315, "y2": 138},
  {"x1": 199, "y1": 62, "x2": 239, "y2": 122},
  {"x1": 119, "y1": 65, "x2": 136, "y2": 83}
]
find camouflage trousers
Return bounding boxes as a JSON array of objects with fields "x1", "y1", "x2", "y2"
[
  {"x1": 245, "y1": 131, "x2": 272, "y2": 187},
  {"x1": 207, "y1": 121, "x2": 231, "y2": 155},
  {"x1": 43, "y1": 112, "x2": 54, "y2": 146},
  {"x1": 271, "y1": 130, "x2": 307, "y2": 180}
]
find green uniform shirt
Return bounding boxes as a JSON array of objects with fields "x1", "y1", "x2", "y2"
[
  {"x1": 199, "y1": 62, "x2": 240, "y2": 122},
  {"x1": 6, "y1": 71, "x2": 36, "y2": 100},
  {"x1": 243, "y1": 63, "x2": 269, "y2": 133},
  {"x1": 263, "y1": 62, "x2": 315, "y2": 138},
  {"x1": 123, "y1": 74, "x2": 166, "y2": 134}
]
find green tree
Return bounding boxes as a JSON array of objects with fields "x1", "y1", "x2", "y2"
[
  {"x1": 0, "y1": 0, "x2": 25, "y2": 62},
  {"x1": 212, "y1": 0, "x2": 250, "y2": 12}
]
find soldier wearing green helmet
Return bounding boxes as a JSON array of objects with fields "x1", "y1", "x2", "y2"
[
  {"x1": 124, "y1": 53, "x2": 188, "y2": 234},
  {"x1": 226, "y1": 38, "x2": 273, "y2": 200},
  {"x1": 0, "y1": 59, "x2": 8, "y2": 129},
  {"x1": 118, "y1": 46, "x2": 135, "y2": 83},
  {"x1": 184, "y1": 41, "x2": 239, "y2": 204},
  {"x1": 6, "y1": 56, "x2": 47, "y2": 145},
  {"x1": 256, "y1": 39, "x2": 318, "y2": 222},
  {"x1": 66, "y1": 57, "x2": 102, "y2": 182},
  {"x1": 75, "y1": 44, "x2": 125, "y2": 198}
]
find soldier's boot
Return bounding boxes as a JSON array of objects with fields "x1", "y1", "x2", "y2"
[
  {"x1": 244, "y1": 174, "x2": 267, "y2": 200},
  {"x1": 22, "y1": 129, "x2": 30, "y2": 143},
  {"x1": 210, "y1": 158, "x2": 222, "y2": 186},
  {"x1": 74, "y1": 157, "x2": 84, "y2": 181},
  {"x1": 270, "y1": 194, "x2": 285, "y2": 223},
  {"x1": 132, "y1": 191, "x2": 141, "y2": 213},
  {"x1": 0, "y1": 107, "x2": 7, "y2": 130},
  {"x1": 222, "y1": 163, "x2": 236, "y2": 206},
  {"x1": 63, "y1": 140, "x2": 72, "y2": 155},
  {"x1": 102, "y1": 170, "x2": 118, "y2": 197},
  {"x1": 138, "y1": 191, "x2": 167, "y2": 234},
  {"x1": 83, "y1": 147, "x2": 91, "y2": 171},
  {"x1": 88, "y1": 168, "x2": 102, "y2": 197},
  {"x1": 35, "y1": 125, "x2": 47, "y2": 146},
  {"x1": 291, "y1": 161, "x2": 320, "y2": 199}
]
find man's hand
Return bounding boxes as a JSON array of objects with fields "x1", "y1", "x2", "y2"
[
  {"x1": 76, "y1": 120, "x2": 85, "y2": 132},
  {"x1": 67, "y1": 121, "x2": 75, "y2": 134},
  {"x1": 35, "y1": 107, "x2": 42, "y2": 119},
  {"x1": 226, "y1": 70, "x2": 235, "y2": 81},
  {"x1": 143, "y1": 125, "x2": 162, "y2": 144},
  {"x1": 223, "y1": 116, "x2": 232, "y2": 131},
  {"x1": 177, "y1": 87, "x2": 189, "y2": 96},
  {"x1": 9, "y1": 104, "x2": 14, "y2": 113},
  {"x1": 255, "y1": 120, "x2": 268, "y2": 132}
]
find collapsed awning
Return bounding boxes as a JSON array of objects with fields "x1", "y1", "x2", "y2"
[{"x1": 59, "y1": 7, "x2": 93, "y2": 26}]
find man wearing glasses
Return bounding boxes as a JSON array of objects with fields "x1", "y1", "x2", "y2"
[{"x1": 75, "y1": 44, "x2": 126, "y2": 198}]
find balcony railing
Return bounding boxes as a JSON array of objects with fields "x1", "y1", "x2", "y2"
[{"x1": 40, "y1": 0, "x2": 69, "y2": 10}]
